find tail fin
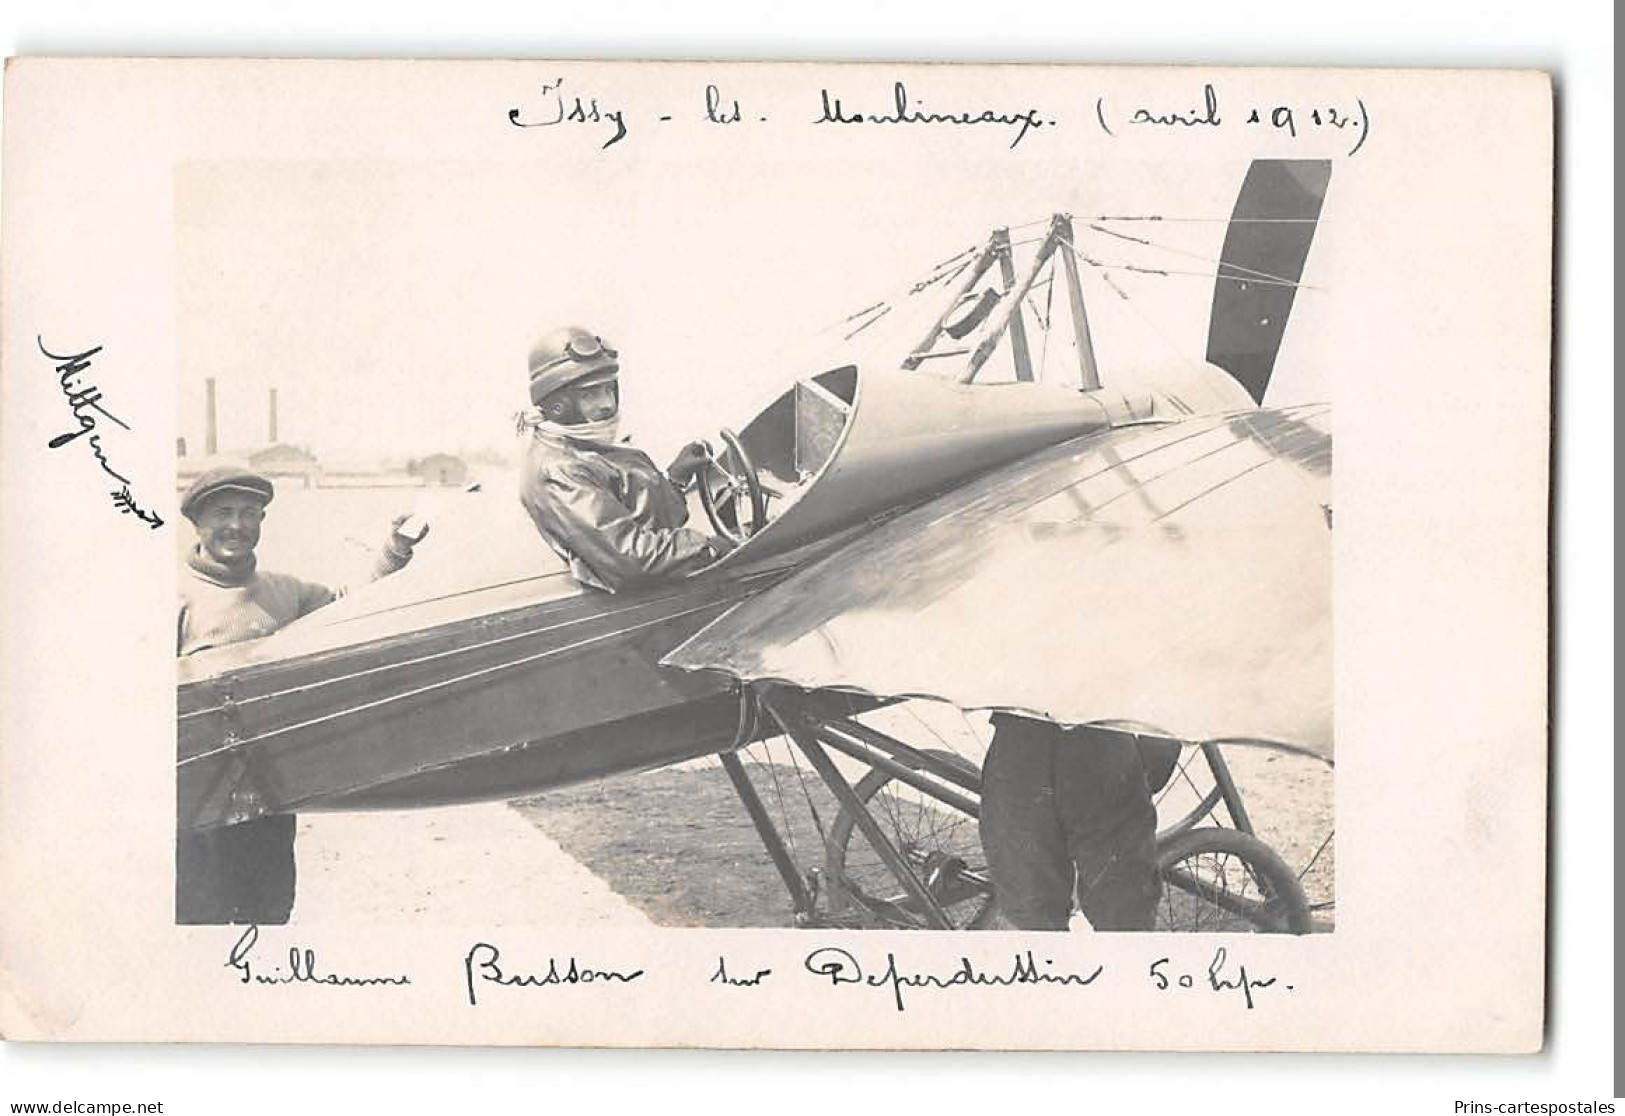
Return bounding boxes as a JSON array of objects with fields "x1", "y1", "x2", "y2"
[{"x1": 1206, "y1": 159, "x2": 1331, "y2": 404}]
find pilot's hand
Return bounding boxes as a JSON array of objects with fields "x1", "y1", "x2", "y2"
[
  {"x1": 707, "y1": 533, "x2": 739, "y2": 559},
  {"x1": 667, "y1": 441, "x2": 713, "y2": 489}
]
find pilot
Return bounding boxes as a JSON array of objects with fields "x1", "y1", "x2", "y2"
[
  {"x1": 517, "y1": 325, "x2": 734, "y2": 591},
  {"x1": 175, "y1": 464, "x2": 425, "y2": 924},
  {"x1": 978, "y1": 716, "x2": 1164, "y2": 932}
]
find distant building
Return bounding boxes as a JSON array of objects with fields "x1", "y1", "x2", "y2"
[
  {"x1": 248, "y1": 444, "x2": 322, "y2": 486},
  {"x1": 177, "y1": 454, "x2": 239, "y2": 485},
  {"x1": 177, "y1": 444, "x2": 323, "y2": 490},
  {"x1": 410, "y1": 453, "x2": 469, "y2": 487}
]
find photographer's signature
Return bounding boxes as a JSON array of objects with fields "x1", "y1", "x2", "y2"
[{"x1": 40, "y1": 337, "x2": 163, "y2": 530}]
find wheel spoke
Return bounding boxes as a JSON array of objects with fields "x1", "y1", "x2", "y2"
[
  {"x1": 1156, "y1": 828, "x2": 1311, "y2": 934},
  {"x1": 826, "y1": 747, "x2": 995, "y2": 929}
]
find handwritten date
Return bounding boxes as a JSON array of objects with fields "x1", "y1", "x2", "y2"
[{"x1": 1099, "y1": 83, "x2": 1371, "y2": 156}]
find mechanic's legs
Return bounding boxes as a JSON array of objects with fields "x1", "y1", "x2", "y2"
[
  {"x1": 175, "y1": 814, "x2": 297, "y2": 925},
  {"x1": 1055, "y1": 726, "x2": 1160, "y2": 931},
  {"x1": 978, "y1": 724, "x2": 1074, "y2": 931},
  {"x1": 176, "y1": 826, "x2": 234, "y2": 924},
  {"x1": 234, "y1": 814, "x2": 298, "y2": 925}
]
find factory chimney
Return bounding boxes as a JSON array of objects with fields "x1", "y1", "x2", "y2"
[
  {"x1": 205, "y1": 377, "x2": 218, "y2": 456},
  {"x1": 269, "y1": 387, "x2": 279, "y2": 444}
]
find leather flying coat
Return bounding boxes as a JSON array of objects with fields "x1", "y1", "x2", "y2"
[{"x1": 519, "y1": 432, "x2": 715, "y2": 592}]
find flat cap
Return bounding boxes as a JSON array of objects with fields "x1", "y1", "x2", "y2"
[{"x1": 180, "y1": 464, "x2": 275, "y2": 521}]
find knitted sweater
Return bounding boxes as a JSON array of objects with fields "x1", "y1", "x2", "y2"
[{"x1": 177, "y1": 544, "x2": 410, "y2": 657}]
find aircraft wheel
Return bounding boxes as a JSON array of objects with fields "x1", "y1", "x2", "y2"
[
  {"x1": 1154, "y1": 827, "x2": 1313, "y2": 934},
  {"x1": 824, "y1": 749, "x2": 999, "y2": 930}
]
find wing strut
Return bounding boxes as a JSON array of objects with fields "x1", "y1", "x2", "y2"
[
  {"x1": 759, "y1": 689, "x2": 956, "y2": 930},
  {"x1": 718, "y1": 749, "x2": 815, "y2": 919}
]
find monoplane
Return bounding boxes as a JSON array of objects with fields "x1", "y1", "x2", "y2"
[{"x1": 177, "y1": 158, "x2": 1335, "y2": 932}]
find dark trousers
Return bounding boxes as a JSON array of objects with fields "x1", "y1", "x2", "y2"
[
  {"x1": 175, "y1": 815, "x2": 298, "y2": 925},
  {"x1": 978, "y1": 718, "x2": 1159, "y2": 931}
]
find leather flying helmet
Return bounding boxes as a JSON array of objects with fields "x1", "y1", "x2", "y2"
[{"x1": 528, "y1": 326, "x2": 619, "y2": 406}]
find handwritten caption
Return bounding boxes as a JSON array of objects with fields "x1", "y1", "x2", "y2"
[
  {"x1": 41, "y1": 338, "x2": 164, "y2": 530},
  {"x1": 507, "y1": 77, "x2": 1372, "y2": 157},
  {"x1": 509, "y1": 79, "x2": 1053, "y2": 151},
  {"x1": 1096, "y1": 83, "x2": 1371, "y2": 157},
  {"x1": 224, "y1": 927, "x2": 1294, "y2": 1014}
]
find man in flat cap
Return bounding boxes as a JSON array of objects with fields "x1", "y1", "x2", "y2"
[
  {"x1": 175, "y1": 463, "x2": 424, "y2": 924},
  {"x1": 517, "y1": 326, "x2": 734, "y2": 592}
]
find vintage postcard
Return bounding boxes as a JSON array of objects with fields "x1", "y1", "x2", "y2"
[{"x1": 0, "y1": 59, "x2": 1550, "y2": 1050}]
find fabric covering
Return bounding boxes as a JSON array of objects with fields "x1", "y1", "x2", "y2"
[
  {"x1": 666, "y1": 405, "x2": 1333, "y2": 757},
  {"x1": 175, "y1": 537, "x2": 414, "y2": 923}
]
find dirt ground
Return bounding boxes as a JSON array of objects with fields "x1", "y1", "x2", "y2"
[
  {"x1": 514, "y1": 764, "x2": 833, "y2": 928},
  {"x1": 513, "y1": 726, "x2": 1334, "y2": 930},
  {"x1": 293, "y1": 802, "x2": 654, "y2": 927}
]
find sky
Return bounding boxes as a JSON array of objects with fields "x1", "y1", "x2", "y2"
[{"x1": 174, "y1": 148, "x2": 1336, "y2": 469}]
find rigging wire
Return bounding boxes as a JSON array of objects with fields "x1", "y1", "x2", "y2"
[
  {"x1": 1084, "y1": 222, "x2": 1320, "y2": 290},
  {"x1": 758, "y1": 704, "x2": 834, "y2": 869},
  {"x1": 818, "y1": 241, "x2": 981, "y2": 347},
  {"x1": 792, "y1": 243, "x2": 975, "y2": 353},
  {"x1": 1024, "y1": 270, "x2": 1056, "y2": 332},
  {"x1": 1004, "y1": 215, "x2": 1057, "y2": 233},
  {"x1": 924, "y1": 243, "x2": 981, "y2": 273},
  {"x1": 1096, "y1": 267, "x2": 1133, "y2": 301},
  {"x1": 748, "y1": 737, "x2": 803, "y2": 867},
  {"x1": 1298, "y1": 827, "x2": 1335, "y2": 884},
  {"x1": 1061, "y1": 232, "x2": 1309, "y2": 290},
  {"x1": 785, "y1": 742, "x2": 832, "y2": 853},
  {"x1": 818, "y1": 206, "x2": 1317, "y2": 365},
  {"x1": 1036, "y1": 253, "x2": 1057, "y2": 378},
  {"x1": 912, "y1": 243, "x2": 980, "y2": 283},
  {"x1": 909, "y1": 250, "x2": 977, "y2": 295},
  {"x1": 840, "y1": 299, "x2": 889, "y2": 325},
  {"x1": 842, "y1": 304, "x2": 893, "y2": 341},
  {"x1": 1054, "y1": 231, "x2": 1212, "y2": 389},
  {"x1": 1094, "y1": 214, "x2": 1325, "y2": 224},
  {"x1": 903, "y1": 703, "x2": 957, "y2": 755}
]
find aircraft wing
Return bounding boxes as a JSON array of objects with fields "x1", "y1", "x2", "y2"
[{"x1": 664, "y1": 403, "x2": 1332, "y2": 758}]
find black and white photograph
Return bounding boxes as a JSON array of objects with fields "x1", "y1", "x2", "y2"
[
  {"x1": 2, "y1": 55, "x2": 1557, "y2": 1059},
  {"x1": 172, "y1": 154, "x2": 1335, "y2": 938}
]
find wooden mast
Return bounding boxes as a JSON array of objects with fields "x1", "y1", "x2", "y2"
[
  {"x1": 911, "y1": 214, "x2": 1104, "y2": 392},
  {"x1": 901, "y1": 237, "x2": 999, "y2": 371},
  {"x1": 992, "y1": 227, "x2": 1035, "y2": 382},
  {"x1": 1054, "y1": 215, "x2": 1102, "y2": 391},
  {"x1": 962, "y1": 222, "x2": 1060, "y2": 384}
]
